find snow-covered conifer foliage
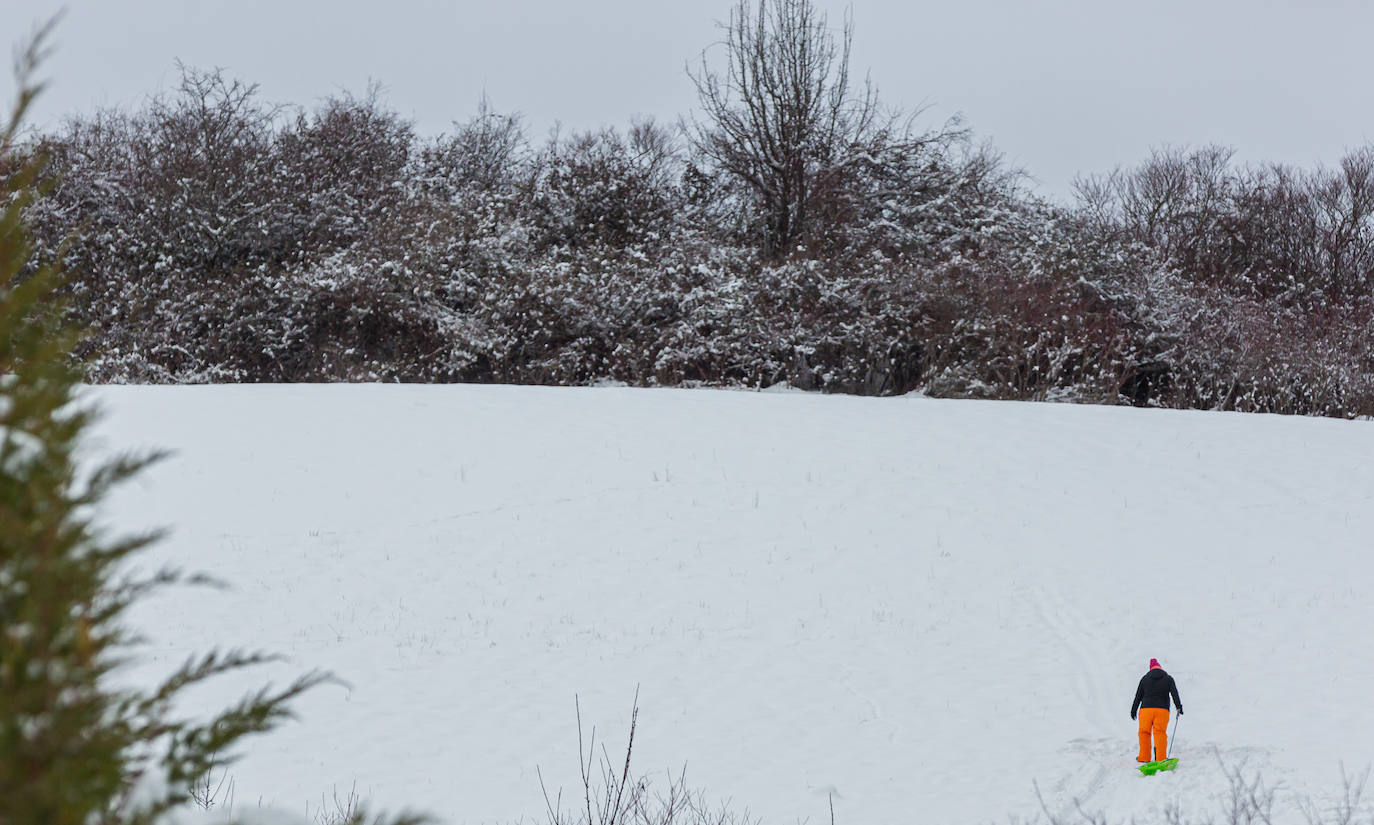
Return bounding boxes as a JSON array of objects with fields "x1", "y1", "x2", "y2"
[{"x1": 9, "y1": 0, "x2": 1372, "y2": 416}]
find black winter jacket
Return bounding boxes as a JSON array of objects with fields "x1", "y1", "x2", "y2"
[{"x1": 1132, "y1": 668, "x2": 1182, "y2": 715}]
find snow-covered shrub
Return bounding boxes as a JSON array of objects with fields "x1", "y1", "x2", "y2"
[
  {"x1": 529, "y1": 122, "x2": 681, "y2": 253},
  {"x1": 11, "y1": 45, "x2": 1372, "y2": 417},
  {"x1": 1070, "y1": 145, "x2": 1374, "y2": 416},
  {"x1": 269, "y1": 87, "x2": 415, "y2": 257},
  {"x1": 418, "y1": 97, "x2": 530, "y2": 198},
  {"x1": 114, "y1": 66, "x2": 281, "y2": 275}
]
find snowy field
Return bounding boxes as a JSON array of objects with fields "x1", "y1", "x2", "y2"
[{"x1": 87, "y1": 384, "x2": 1374, "y2": 825}]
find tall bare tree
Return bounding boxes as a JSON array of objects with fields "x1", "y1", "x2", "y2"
[{"x1": 688, "y1": 0, "x2": 889, "y2": 258}]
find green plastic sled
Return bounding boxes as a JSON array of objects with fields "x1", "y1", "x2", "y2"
[{"x1": 1138, "y1": 758, "x2": 1179, "y2": 776}]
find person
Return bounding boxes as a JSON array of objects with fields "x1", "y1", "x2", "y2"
[{"x1": 1131, "y1": 658, "x2": 1183, "y2": 762}]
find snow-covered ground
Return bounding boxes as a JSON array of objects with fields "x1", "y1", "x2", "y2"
[{"x1": 89, "y1": 384, "x2": 1374, "y2": 824}]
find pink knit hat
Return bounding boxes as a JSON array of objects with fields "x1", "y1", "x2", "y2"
[{"x1": 1149, "y1": 658, "x2": 1161, "y2": 669}]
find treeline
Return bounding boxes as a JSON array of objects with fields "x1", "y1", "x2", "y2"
[{"x1": 12, "y1": 0, "x2": 1374, "y2": 416}]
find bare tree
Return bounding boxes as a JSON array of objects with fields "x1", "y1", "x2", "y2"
[{"x1": 687, "y1": 0, "x2": 910, "y2": 258}]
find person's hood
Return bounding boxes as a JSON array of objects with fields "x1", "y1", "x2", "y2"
[{"x1": 1147, "y1": 668, "x2": 1168, "y2": 680}]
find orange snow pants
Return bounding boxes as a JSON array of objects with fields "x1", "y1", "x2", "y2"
[{"x1": 1137, "y1": 708, "x2": 1169, "y2": 761}]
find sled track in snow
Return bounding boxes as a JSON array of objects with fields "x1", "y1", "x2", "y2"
[
  {"x1": 840, "y1": 670, "x2": 903, "y2": 745},
  {"x1": 1030, "y1": 584, "x2": 1116, "y2": 735},
  {"x1": 1028, "y1": 585, "x2": 1124, "y2": 811}
]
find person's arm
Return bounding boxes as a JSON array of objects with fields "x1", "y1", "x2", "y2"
[
  {"x1": 1170, "y1": 678, "x2": 1183, "y2": 714},
  {"x1": 1131, "y1": 679, "x2": 1144, "y2": 719}
]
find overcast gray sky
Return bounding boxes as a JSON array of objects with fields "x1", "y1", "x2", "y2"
[{"x1": 4, "y1": 0, "x2": 1372, "y2": 198}]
